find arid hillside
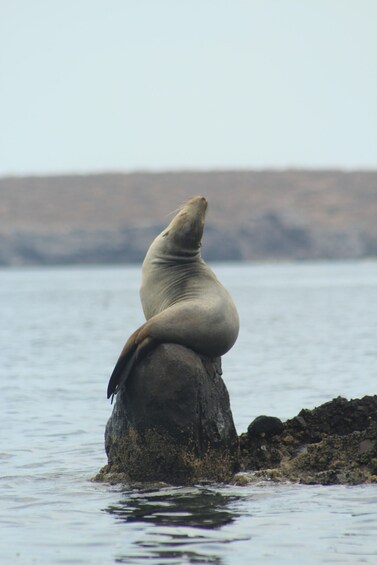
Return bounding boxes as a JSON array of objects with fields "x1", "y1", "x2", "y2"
[{"x1": 0, "y1": 170, "x2": 376, "y2": 265}]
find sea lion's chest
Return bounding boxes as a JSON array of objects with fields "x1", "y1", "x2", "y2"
[{"x1": 140, "y1": 259, "x2": 211, "y2": 320}]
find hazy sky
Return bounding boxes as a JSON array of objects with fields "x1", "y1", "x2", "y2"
[{"x1": 1, "y1": 1, "x2": 377, "y2": 175}]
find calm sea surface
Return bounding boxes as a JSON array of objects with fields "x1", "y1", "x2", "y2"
[{"x1": 1, "y1": 261, "x2": 377, "y2": 564}]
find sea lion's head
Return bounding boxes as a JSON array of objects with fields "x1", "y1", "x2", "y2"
[{"x1": 161, "y1": 196, "x2": 208, "y2": 257}]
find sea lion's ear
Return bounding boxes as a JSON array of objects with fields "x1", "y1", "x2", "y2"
[{"x1": 162, "y1": 230, "x2": 170, "y2": 237}]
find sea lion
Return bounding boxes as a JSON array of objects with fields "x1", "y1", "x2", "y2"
[{"x1": 107, "y1": 195, "x2": 239, "y2": 400}]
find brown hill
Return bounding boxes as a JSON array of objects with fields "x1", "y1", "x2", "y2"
[{"x1": 0, "y1": 170, "x2": 376, "y2": 265}]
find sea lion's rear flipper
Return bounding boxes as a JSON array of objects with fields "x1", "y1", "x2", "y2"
[
  {"x1": 107, "y1": 350, "x2": 135, "y2": 402},
  {"x1": 106, "y1": 325, "x2": 157, "y2": 402}
]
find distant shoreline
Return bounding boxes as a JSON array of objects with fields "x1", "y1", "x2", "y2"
[{"x1": 1, "y1": 170, "x2": 376, "y2": 266}]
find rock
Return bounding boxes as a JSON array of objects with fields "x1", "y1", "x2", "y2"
[
  {"x1": 97, "y1": 352, "x2": 377, "y2": 487},
  {"x1": 240, "y1": 395, "x2": 377, "y2": 485},
  {"x1": 288, "y1": 395, "x2": 377, "y2": 439},
  {"x1": 99, "y1": 344, "x2": 239, "y2": 484},
  {"x1": 247, "y1": 415, "x2": 284, "y2": 438}
]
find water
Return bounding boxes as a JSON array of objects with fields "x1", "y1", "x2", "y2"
[{"x1": 1, "y1": 261, "x2": 377, "y2": 564}]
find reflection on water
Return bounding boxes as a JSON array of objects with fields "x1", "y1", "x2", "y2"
[
  {"x1": 105, "y1": 486, "x2": 248, "y2": 563},
  {"x1": 106, "y1": 486, "x2": 237, "y2": 527}
]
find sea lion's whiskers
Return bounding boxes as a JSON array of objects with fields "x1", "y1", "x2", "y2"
[
  {"x1": 167, "y1": 206, "x2": 180, "y2": 218},
  {"x1": 167, "y1": 202, "x2": 185, "y2": 218}
]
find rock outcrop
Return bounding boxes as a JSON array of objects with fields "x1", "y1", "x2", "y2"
[
  {"x1": 239, "y1": 396, "x2": 377, "y2": 485},
  {"x1": 96, "y1": 345, "x2": 377, "y2": 486},
  {"x1": 98, "y1": 344, "x2": 239, "y2": 485}
]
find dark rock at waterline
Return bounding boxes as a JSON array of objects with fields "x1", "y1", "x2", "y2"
[
  {"x1": 239, "y1": 395, "x2": 377, "y2": 485},
  {"x1": 99, "y1": 344, "x2": 239, "y2": 484},
  {"x1": 96, "y1": 346, "x2": 377, "y2": 486},
  {"x1": 247, "y1": 415, "x2": 284, "y2": 438}
]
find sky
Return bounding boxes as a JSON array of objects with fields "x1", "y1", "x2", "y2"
[{"x1": 1, "y1": 0, "x2": 377, "y2": 176}]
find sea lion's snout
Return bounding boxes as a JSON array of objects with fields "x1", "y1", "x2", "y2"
[
  {"x1": 186, "y1": 195, "x2": 207, "y2": 208},
  {"x1": 189, "y1": 195, "x2": 208, "y2": 217}
]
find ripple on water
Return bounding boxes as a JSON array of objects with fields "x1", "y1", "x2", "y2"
[{"x1": 1, "y1": 263, "x2": 377, "y2": 564}]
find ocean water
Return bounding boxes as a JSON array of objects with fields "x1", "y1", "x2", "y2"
[{"x1": 1, "y1": 261, "x2": 377, "y2": 564}]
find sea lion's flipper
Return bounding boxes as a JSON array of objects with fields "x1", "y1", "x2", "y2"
[
  {"x1": 107, "y1": 349, "x2": 136, "y2": 402},
  {"x1": 107, "y1": 327, "x2": 140, "y2": 401},
  {"x1": 134, "y1": 335, "x2": 156, "y2": 361},
  {"x1": 107, "y1": 326, "x2": 158, "y2": 401}
]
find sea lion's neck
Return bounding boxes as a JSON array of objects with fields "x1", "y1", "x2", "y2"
[
  {"x1": 152, "y1": 250, "x2": 202, "y2": 265},
  {"x1": 144, "y1": 234, "x2": 203, "y2": 266}
]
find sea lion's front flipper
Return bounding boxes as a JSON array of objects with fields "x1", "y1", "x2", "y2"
[{"x1": 106, "y1": 326, "x2": 158, "y2": 402}]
